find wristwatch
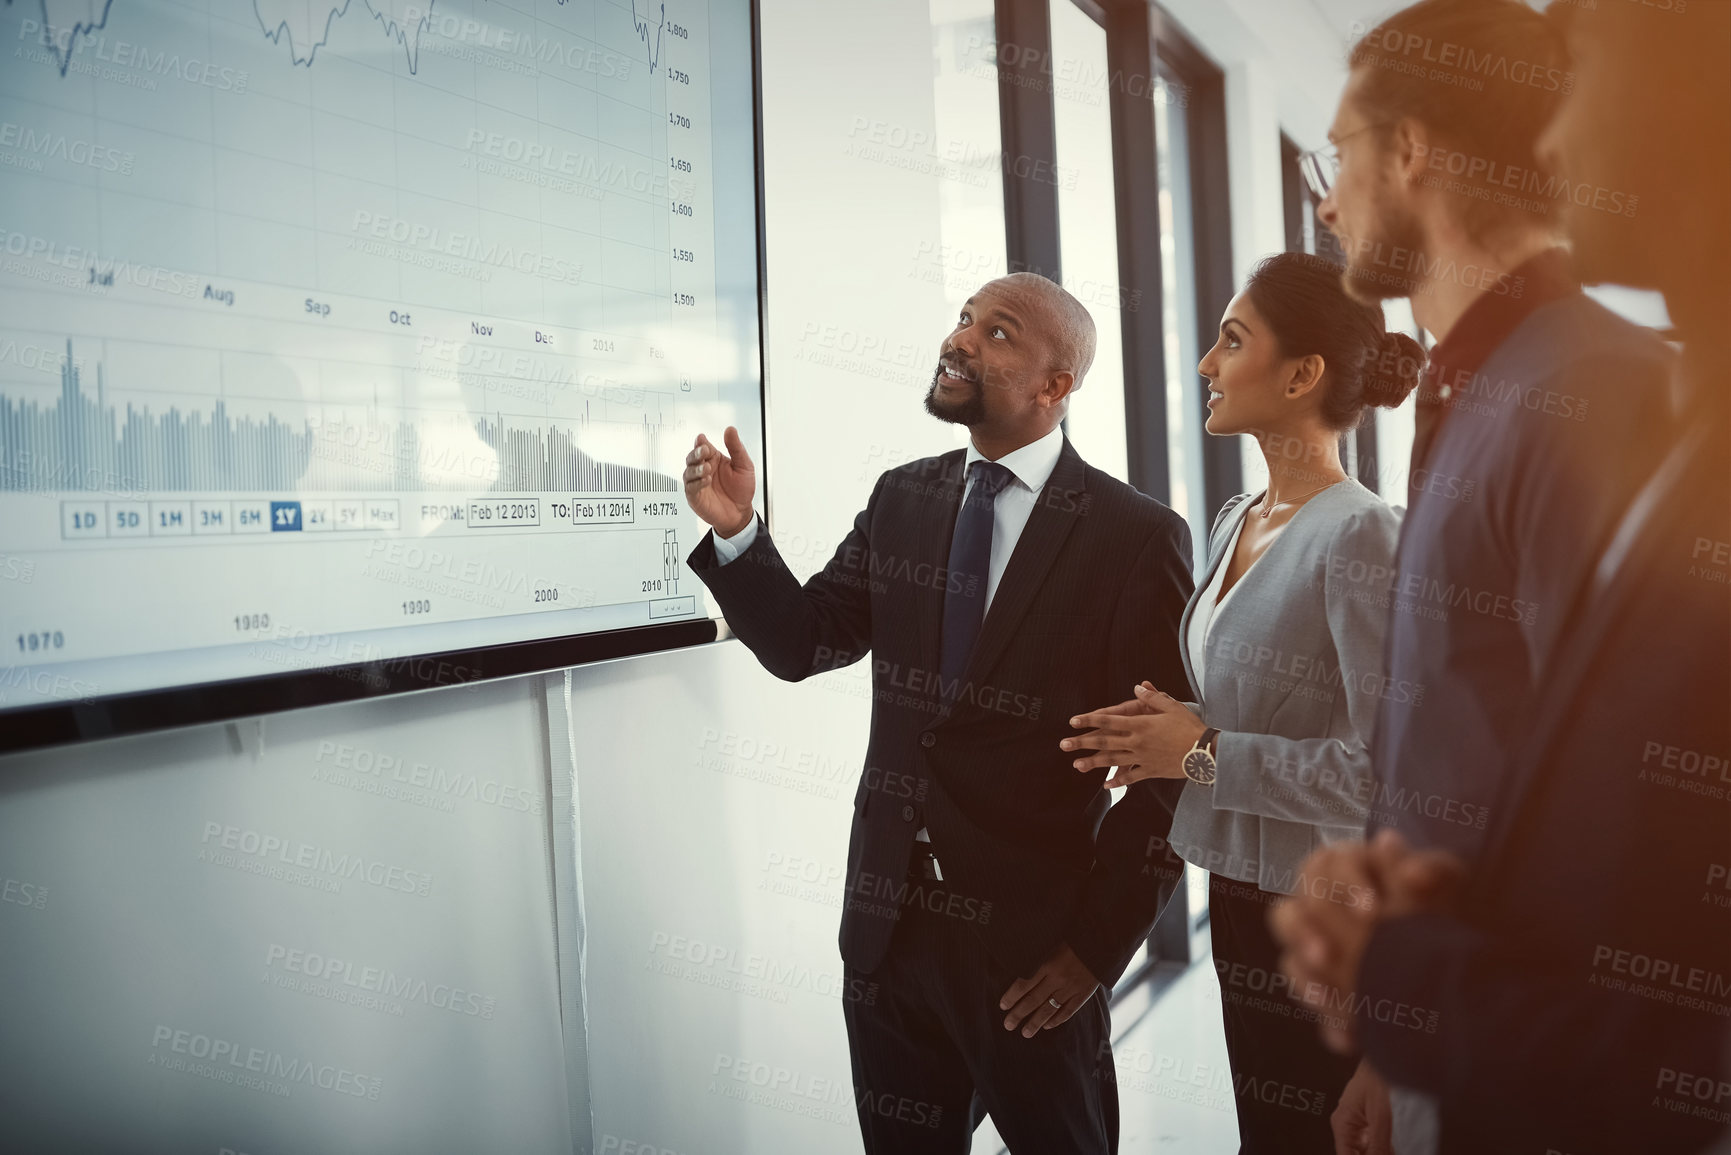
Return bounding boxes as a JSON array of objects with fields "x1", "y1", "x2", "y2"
[{"x1": 1182, "y1": 727, "x2": 1221, "y2": 785}]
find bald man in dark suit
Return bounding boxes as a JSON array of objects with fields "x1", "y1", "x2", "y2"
[{"x1": 683, "y1": 273, "x2": 1193, "y2": 1153}]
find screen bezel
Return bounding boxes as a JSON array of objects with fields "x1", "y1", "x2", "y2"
[{"x1": 0, "y1": 0, "x2": 768, "y2": 756}]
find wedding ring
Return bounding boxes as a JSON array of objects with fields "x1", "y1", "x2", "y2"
[{"x1": 1047, "y1": 997, "x2": 1062, "y2": 1010}]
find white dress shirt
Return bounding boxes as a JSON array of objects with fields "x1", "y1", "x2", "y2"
[
  {"x1": 713, "y1": 423, "x2": 1067, "y2": 615},
  {"x1": 1185, "y1": 514, "x2": 1246, "y2": 690},
  {"x1": 711, "y1": 424, "x2": 1068, "y2": 845}
]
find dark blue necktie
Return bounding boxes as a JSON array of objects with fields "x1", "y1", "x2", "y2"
[{"x1": 939, "y1": 460, "x2": 1013, "y2": 698}]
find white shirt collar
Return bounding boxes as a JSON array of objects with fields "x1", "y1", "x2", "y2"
[{"x1": 963, "y1": 423, "x2": 1066, "y2": 494}]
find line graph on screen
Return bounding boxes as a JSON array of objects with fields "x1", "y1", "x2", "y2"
[
  {"x1": 8, "y1": 0, "x2": 673, "y2": 77},
  {"x1": 0, "y1": 0, "x2": 743, "y2": 711}
]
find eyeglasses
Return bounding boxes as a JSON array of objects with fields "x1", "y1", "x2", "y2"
[{"x1": 1296, "y1": 122, "x2": 1390, "y2": 201}]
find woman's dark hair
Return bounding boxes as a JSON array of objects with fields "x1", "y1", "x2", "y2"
[{"x1": 1242, "y1": 251, "x2": 1425, "y2": 430}]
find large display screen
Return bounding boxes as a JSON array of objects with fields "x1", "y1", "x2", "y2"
[{"x1": 0, "y1": 0, "x2": 764, "y2": 747}]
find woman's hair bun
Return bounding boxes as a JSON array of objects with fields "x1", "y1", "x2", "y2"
[
  {"x1": 1364, "y1": 331, "x2": 1427, "y2": 409},
  {"x1": 1242, "y1": 252, "x2": 1427, "y2": 429}
]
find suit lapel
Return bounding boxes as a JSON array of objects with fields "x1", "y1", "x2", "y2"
[
  {"x1": 1178, "y1": 494, "x2": 1252, "y2": 703},
  {"x1": 941, "y1": 439, "x2": 1089, "y2": 718},
  {"x1": 916, "y1": 451, "x2": 968, "y2": 680}
]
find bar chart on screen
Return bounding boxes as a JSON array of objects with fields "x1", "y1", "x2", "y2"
[{"x1": 0, "y1": 0, "x2": 754, "y2": 709}]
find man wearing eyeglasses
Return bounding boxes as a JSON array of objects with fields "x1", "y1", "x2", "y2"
[{"x1": 1289, "y1": 1, "x2": 1676, "y2": 1152}]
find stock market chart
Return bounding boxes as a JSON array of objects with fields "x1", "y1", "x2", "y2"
[{"x1": 0, "y1": 0, "x2": 762, "y2": 710}]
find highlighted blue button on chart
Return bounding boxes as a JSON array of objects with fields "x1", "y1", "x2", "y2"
[{"x1": 270, "y1": 501, "x2": 302, "y2": 531}]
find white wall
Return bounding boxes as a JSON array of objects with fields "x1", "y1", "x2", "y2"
[
  {"x1": 0, "y1": 674, "x2": 571, "y2": 1154},
  {"x1": 560, "y1": 0, "x2": 958, "y2": 1151}
]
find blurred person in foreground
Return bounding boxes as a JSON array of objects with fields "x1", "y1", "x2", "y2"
[
  {"x1": 1273, "y1": 1, "x2": 1731, "y2": 1152},
  {"x1": 1293, "y1": 0, "x2": 1679, "y2": 1148}
]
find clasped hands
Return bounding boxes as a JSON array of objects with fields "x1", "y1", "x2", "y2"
[
  {"x1": 1269, "y1": 829, "x2": 1468, "y2": 1053},
  {"x1": 1062, "y1": 681, "x2": 1205, "y2": 786}
]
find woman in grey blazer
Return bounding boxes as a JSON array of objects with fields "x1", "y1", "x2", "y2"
[{"x1": 1065, "y1": 252, "x2": 1423, "y2": 1153}]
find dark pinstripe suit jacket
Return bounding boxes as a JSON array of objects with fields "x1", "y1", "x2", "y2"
[{"x1": 687, "y1": 436, "x2": 1194, "y2": 984}]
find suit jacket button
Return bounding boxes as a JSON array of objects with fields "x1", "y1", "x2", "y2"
[
  {"x1": 919, "y1": 732, "x2": 936, "y2": 748},
  {"x1": 901, "y1": 805, "x2": 915, "y2": 821}
]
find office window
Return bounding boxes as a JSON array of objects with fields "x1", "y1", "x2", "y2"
[
  {"x1": 1141, "y1": 10, "x2": 1237, "y2": 559},
  {"x1": 1155, "y1": 67, "x2": 1205, "y2": 537},
  {"x1": 929, "y1": 0, "x2": 1009, "y2": 309},
  {"x1": 1052, "y1": 0, "x2": 1130, "y2": 481},
  {"x1": 1373, "y1": 302, "x2": 1421, "y2": 505},
  {"x1": 1279, "y1": 130, "x2": 1424, "y2": 503}
]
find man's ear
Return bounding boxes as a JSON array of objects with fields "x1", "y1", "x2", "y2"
[
  {"x1": 1042, "y1": 369, "x2": 1078, "y2": 409},
  {"x1": 1392, "y1": 117, "x2": 1428, "y2": 185}
]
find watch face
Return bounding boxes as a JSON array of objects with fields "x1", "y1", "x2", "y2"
[{"x1": 1183, "y1": 749, "x2": 1217, "y2": 785}]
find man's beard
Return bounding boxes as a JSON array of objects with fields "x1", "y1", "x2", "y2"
[
  {"x1": 924, "y1": 358, "x2": 987, "y2": 426},
  {"x1": 1334, "y1": 209, "x2": 1428, "y2": 305}
]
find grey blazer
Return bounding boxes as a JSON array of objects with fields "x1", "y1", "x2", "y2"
[{"x1": 1167, "y1": 479, "x2": 1403, "y2": 893}]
